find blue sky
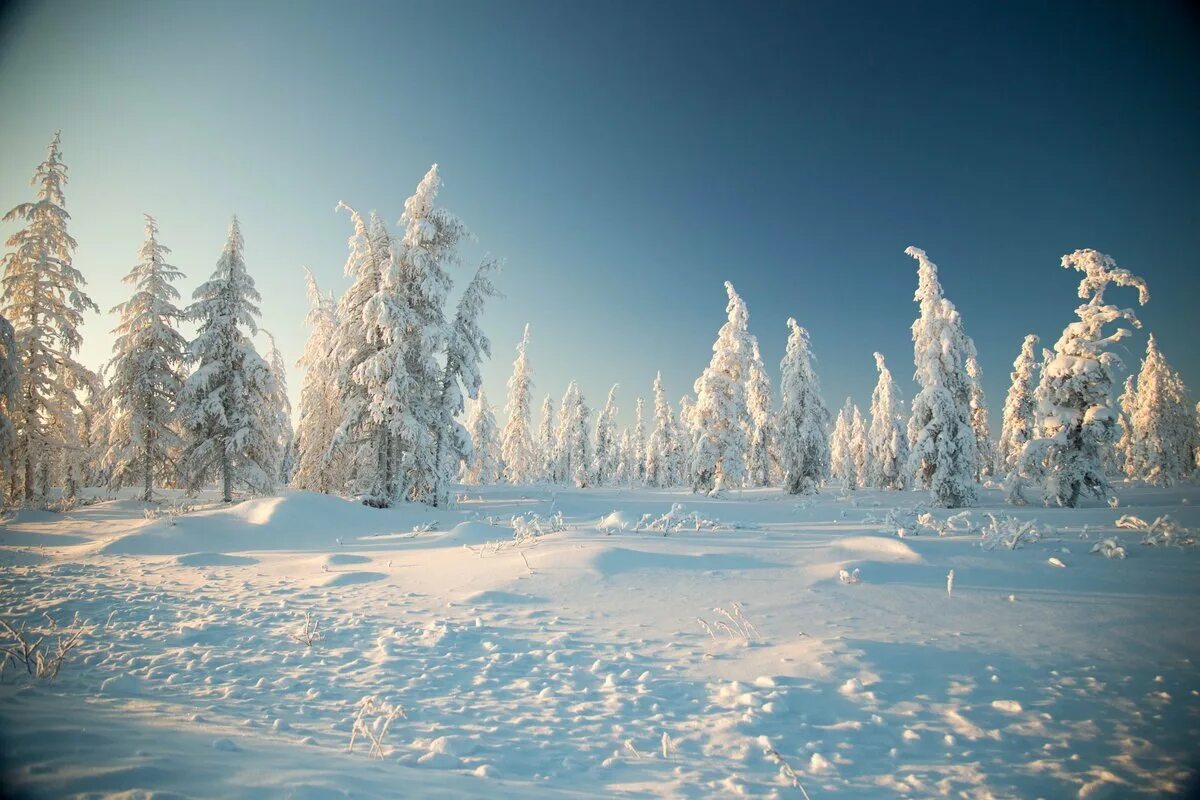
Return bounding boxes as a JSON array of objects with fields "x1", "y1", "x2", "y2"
[{"x1": 1, "y1": 0, "x2": 1197, "y2": 427}]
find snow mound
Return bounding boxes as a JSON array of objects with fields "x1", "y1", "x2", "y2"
[
  {"x1": 831, "y1": 535, "x2": 922, "y2": 563},
  {"x1": 324, "y1": 553, "x2": 371, "y2": 566},
  {"x1": 587, "y1": 546, "x2": 779, "y2": 576},
  {"x1": 320, "y1": 571, "x2": 386, "y2": 588},
  {"x1": 440, "y1": 521, "x2": 508, "y2": 545},
  {"x1": 175, "y1": 552, "x2": 258, "y2": 567},
  {"x1": 99, "y1": 491, "x2": 434, "y2": 555}
]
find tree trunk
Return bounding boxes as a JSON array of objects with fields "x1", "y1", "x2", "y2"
[{"x1": 221, "y1": 435, "x2": 232, "y2": 503}]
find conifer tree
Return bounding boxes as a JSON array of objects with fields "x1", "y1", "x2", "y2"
[
  {"x1": 646, "y1": 372, "x2": 683, "y2": 487},
  {"x1": 292, "y1": 271, "x2": 343, "y2": 494},
  {"x1": 0, "y1": 133, "x2": 99, "y2": 500},
  {"x1": 102, "y1": 215, "x2": 187, "y2": 501},
  {"x1": 830, "y1": 399, "x2": 856, "y2": 490},
  {"x1": 537, "y1": 395, "x2": 556, "y2": 483},
  {"x1": 261, "y1": 331, "x2": 294, "y2": 486},
  {"x1": 745, "y1": 337, "x2": 774, "y2": 487},
  {"x1": 778, "y1": 319, "x2": 829, "y2": 494},
  {"x1": 966, "y1": 347, "x2": 995, "y2": 480},
  {"x1": 1128, "y1": 335, "x2": 1195, "y2": 486},
  {"x1": 177, "y1": 217, "x2": 278, "y2": 501},
  {"x1": 500, "y1": 324, "x2": 536, "y2": 484},
  {"x1": 690, "y1": 282, "x2": 752, "y2": 494},
  {"x1": 463, "y1": 388, "x2": 501, "y2": 485},
  {"x1": 1114, "y1": 374, "x2": 1137, "y2": 479},
  {"x1": 998, "y1": 334, "x2": 1040, "y2": 476},
  {"x1": 868, "y1": 352, "x2": 908, "y2": 489},
  {"x1": 632, "y1": 397, "x2": 647, "y2": 484},
  {"x1": 554, "y1": 381, "x2": 592, "y2": 487},
  {"x1": 0, "y1": 312, "x2": 18, "y2": 500},
  {"x1": 905, "y1": 246, "x2": 977, "y2": 507},
  {"x1": 592, "y1": 383, "x2": 620, "y2": 485}
]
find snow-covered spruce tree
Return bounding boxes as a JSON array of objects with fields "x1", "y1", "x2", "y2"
[
  {"x1": 101, "y1": 215, "x2": 187, "y2": 501},
  {"x1": 592, "y1": 383, "x2": 620, "y2": 485},
  {"x1": 778, "y1": 319, "x2": 830, "y2": 494},
  {"x1": 830, "y1": 399, "x2": 856, "y2": 490},
  {"x1": 965, "y1": 346, "x2": 995, "y2": 481},
  {"x1": 690, "y1": 282, "x2": 752, "y2": 494},
  {"x1": 329, "y1": 205, "x2": 394, "y2": 503},
  {"x1": 850, "y1": 403, "x2": 868, "y2": 488},
  {"x1": 997, "y1": 334, "x2": 1039, "y2": 476},
  {"x1": 904, "y1": 246, "x2": 977, "y2": 508},
  {"x1": 1128, "y1": 334, "x2": 1195, "y2": 486},
  {"x1": 1015, "y1": 249, "x2": 1148, "y2": 507},
  {"x1": 745, "y1": 337, "x2": 774, "y2": 487},
  {"x1": 177, "y1": 217, "x2": 279, "y2": 502},
  {"x1": 261, "y1": 331, "x2": 294, "y2": 486},
  {"x1": 645, "y1": 372, "x2": 683, "y2": 487},
  {"x1": 536, "y1": 395, "x2": 556, "y2": 483},
  {"x1": 614, "y1": 428, "x2": 633, "y2": 485},
  {"x1": 391, "y1": 165, "x2": 467, "y2": 505},
  {"x1": 463, "y1": 389, "x2": 501, "y2": 485},
  {"x1": 1113, "y1": 374, "x2": 1138, "y2": 479},
  {"x1": 292, "y1": 271, "x2": 343, "y2": 494},
  {"x1": 429, "y1": 258, "x2": 499, "y2": 506},
  {"x1": 1, "y1": 132, "x2": 99, "y2": 501},
  {"x1": 500, "y1": 324, "x2": 536, "y2": 484},
  {"x1": 677, "y1": 394, "x2": 697, "y2": 486},
  {"x1": 0, "y1": 312, "x2": 18, "y2": 500},
  {"x1": 554, "y1": 381, "x2": 592, "y2": 487},
  {"x1": 631, "y1": 397, "x2": 647, "y2": 485},
  {"x1": 868, "y1": 353, "x2": 908, "y2": 489}
]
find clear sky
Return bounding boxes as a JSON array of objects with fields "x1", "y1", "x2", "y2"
[{"x1": 1, "y1": 0, "x2": 1197, "y2": 428}]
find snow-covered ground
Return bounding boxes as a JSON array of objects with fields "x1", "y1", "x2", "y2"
[{"x1": 1, "y1": 484, "x2": 1198, "y2": 798}]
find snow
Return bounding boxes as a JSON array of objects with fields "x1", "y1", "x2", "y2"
[{"x1": 2, "y1": 482, "x2": 1198, "y2": 797}]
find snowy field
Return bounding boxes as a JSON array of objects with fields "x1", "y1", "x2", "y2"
[{"x1": 1, "y1": 485, "x2": 1198, "y2": 798}]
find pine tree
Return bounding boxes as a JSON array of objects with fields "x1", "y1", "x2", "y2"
[
  {"x1": 645, "y1": 372, "x2": 683, "y2": 487},
  {"x1": 261, "y1": 331, "x2": 294, "y2": 486},
  {"x1": 429, "y1": 258, "x2": 499, "y2": 506},
  {"x1": 101, "y1": 215, "x2": 187, "y2": 501},
  {"x1": 905, "y1": 246, "x2": 977, "y2": 507},
  {"x1": 745, "y1": 337, "x2": 774, "y2": 487},
  {"x1": 500, "y1": 324, "x2": 536, "y2": 484},
  {"x1": 592, "y1": 383, "x2": 620, "y2": 485},
  {"x1": 632, "y1": 397, "x2": 647, "y2": 485},
  {"x1": 868, "y1": 353, "x2": 908, "y2": 489},
  {"x1": 1114, "y1": 373, "x2": 1137, "y2": 479},
  {"x1": 329, "y1": 205, "x2": 394, "y2": 504},
  {"x1": 830, "y1": 399, "x2": 857, "y2": 490},
  {"x1": 1016, "y1": 250, "x2": 1149, "y2": 507},
  {"x1": 554, "y1": 382, "x2": 592, "y2": 487},
  {"x1": 537, "y1": 395, "x2": 556, "y2": 483},
  {"x1": 850, "y1": 404, "x2": 868, "y2": 488},
  {"x1": 0, "y1": 312, "x2": 19, "y2": 501},
  {"x1": 463, "y1": 389, "x2": 501, "y2": 485},
  {"x1": 292, "y1": 271, "x2": 343, "y2": 494},
  {"x1": 965, "y1": 347, "x2": 995, "y2": 480},
  {"x1": 677, "y1": 394, "x2": 697, "y2": 486},
  {"x1": 1, "y1": 133, "x2": 99, "y2": 501},
  {"x1": 778, "y1": 320, "x2": 830, "y2": 494},
  {"x1": 177, "y1": 217, "x2": 279, "y2": 501},
  {"x1": 1128, "y1": 335, "x2": 1195, "y2": 486},
  {"x1": 998, "y1": 335, "x2": 1040, "y2": 476},
  {"x1": 690, "y1": 282, "x2": 752, "y2": 494}
]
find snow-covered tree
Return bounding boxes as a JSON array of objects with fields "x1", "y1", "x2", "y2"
[
  {"x1": 690, "y1": 282, "x2": 752, "y2": 494},
  {"x1": 536, "y1": 395, "x2": 556, "y2": 483},
  {"x1": 1113, "y1": 373, "x2": 1137, "y2": 479},
  {"x1": 0, "y1": 312, "x2": 19, "y2": 500},
  {"x1": 850, "y1": 403, "x2": 868, "y2": 487},
  {"x1": 905, "y1": 246, "x2": 977, "y2": 507},
  {"x1": 329, "y1": 205, "x2": 395, "y2": 504},
  {"x1": 830, "y1": 398, "x2": 856, "y2": 490},
  {"x1": 965, "y1": 347, "x2": 995, "y2": 480},
  {"x1": 677, "y1": 394, "x2": 697, "y2": 486},
  {"x1": 1127, "y1": 335, "x2": 1195, "y2": 486},
  {"x1": 645, "y1": 372, "x2": 683, "y2": 487},
  {"x1": 1, "y1": 132, "x2": 99, "y2": 501},
  {"x1": 292, "y1": 271, "x2": 343, "y2": 494},
  {"x1": 614, "y1": 428, "x2": 634, "y2": 486},
  {"x1": 429, "y1": 258, "x2": 499, "y2": 506},
  {"x1": 101, "y1": 215, "x2": 187, "y2": 501},
  {"x1": 500, "y1": 324, "x2": 536, "y2": 484},
  {"x1": 631, "y1": 397, "x2": 647, "y2": 485},
  {"x1": 777, "y1": 319, "x2": 829, "y2": 494},
  {"x1": 463, "y1": 388, "x2": 501, "y2": 485},
  {"x1": 1015, "y1": 250, "x2": 1149, "y2": 507},
  {"x1": 261, "y1": 331, "x2": 294, "y2": 486},
  {"x1": 177, "y1": 217, "x2": 279, "y2": 501},
  {"x1": 592, "y1": 383, "x2": 620, "y2": 485},
  {"x1": 745, "y1": 337, "x2": 774, "y2": 487},
  {"x1": 998, "y1": 334, "x2": 1040, "y2": 476},
  {"x1": 554, "y1": 381, "x2": 592, "y2": 487},
  {"x1": 868, "y1": 352, "x2": 907, "y2": 489}
]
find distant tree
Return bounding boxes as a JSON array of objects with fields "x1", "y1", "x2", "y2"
[
  {"x1": 997, "y1": 334, "x2": 1039, "y2": 476},
  {"x1": 102, "y1": 215, "x2": 188, "y2": 501},
  {"x1": 966, "y1": 346, "x2": 996, "y2": 480},
  {"x1": 645, "y1": 372, "x2": 684, "y2": 487},
  {"x1": 536, "y1": 395, "x2": 556, "y2": 483},
  {"x1": 554, "y1": 381, "x2": 592, "y2": 487},
  {"x1": 745, "y1": 337, "x2": 774, "y2": 487},
  {"x1": 1128, "y1": 334, "x2": 1195, "y2": 486},
  {"x1": 500, "y1": 324, "x2": 536, "y2": 484},
  {"x1": 830, "y1": 398, "x2": 856, "y2": 490},
  {"x1": 592, "y1": 383, "x2": 620, "y2": 485},
  {"x1": 463, "y1": 389, "x2": 502, "y2": 485},
  {"x1": 262, "y1": 331, "x2": 294, "y2": 486},
  {"x1": 867, "y1": 352, "x2": 907, "y2": 489},
  {"x1": 631, "y1": 397, "x2": 647, "y2": 485},
  {"x1": 292, "y1": 271, "x2": 343, "y2": 494}
]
